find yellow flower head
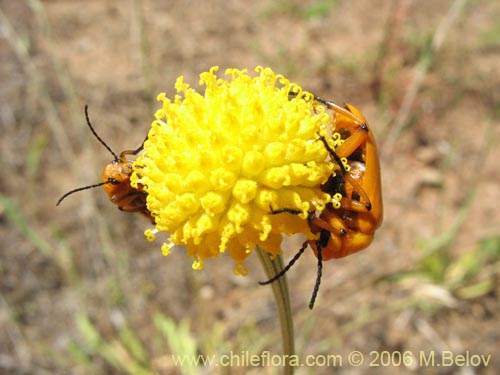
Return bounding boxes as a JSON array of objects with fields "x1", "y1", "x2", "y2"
[{"x1": 131, "y1": 66, "x2": 341, "y2": 275}]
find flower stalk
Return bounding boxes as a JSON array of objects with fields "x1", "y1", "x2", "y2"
[{"x1": 256, "y1": 247, "x2": 295, "y2": 375}]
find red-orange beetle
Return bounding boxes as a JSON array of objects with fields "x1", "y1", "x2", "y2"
[
  {"x1": 56, "y1": 106, "x2": 153, "y2": 223},
  {"x1": 260, "y1": 97, "x2": 383, "y2": 309}
]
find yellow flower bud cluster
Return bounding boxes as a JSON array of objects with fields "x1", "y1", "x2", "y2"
[{"x1": 131, "y1": 66, "x2": 341, "y2": 275}]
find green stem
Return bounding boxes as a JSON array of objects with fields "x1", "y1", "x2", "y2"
[{"x1": 255, "y1": 246, "x2": 295, "y2": 375}]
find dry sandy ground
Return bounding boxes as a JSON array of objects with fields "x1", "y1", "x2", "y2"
[{"x1": 1, "y1": 1, "x2": 499, "y2": 374}]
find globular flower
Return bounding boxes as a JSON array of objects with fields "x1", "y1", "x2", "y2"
[{"x1": 131, "y1": 66, "x2": 343, "y2": 275}]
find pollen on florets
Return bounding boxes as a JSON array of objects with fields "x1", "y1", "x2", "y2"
[{"x1": 131, "y1": 66, "x2": 343, "y2": 273}]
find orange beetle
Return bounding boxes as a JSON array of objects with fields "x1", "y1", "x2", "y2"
[
  {"x1": 56, "y1": 106, "x2": 154, "y2": 223},
  {"x1": 311, "y1": 97, "x2": 383, "y2": 259},
  {"x1": 260, "y1": 96, "x2": 383, "y2": 309}
]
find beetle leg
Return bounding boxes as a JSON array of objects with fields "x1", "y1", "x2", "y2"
[
  {"x1": 309, "y1": 213, "x2": 346, "y2": 260},
  {"x1": 314, "y1": 96, "x2": 364, "y2": 125},
  {"x1": 339, "y1": 197, "x2": 371, "y2": 213},
  {"x1": 317, "y1": 98, "x2": 371, "y2": 159},
  {"x1": 120, "y1": 135, "x2": 148, "y2": 159},
  {"x1": 115, "y1": 191, "x2": 148, "y2": 218},
  {"x1": 333, "y1": 115, "x2": 371, "y2": 161},
  {"x1": 342, "y1": 173, "x2": 372, "y2": 211},
  {"x1": 115, "y1": 190, "x2": 147, "y2": 204},
  {"x1": 118, "y1": 203, "x2": 146, "y2": 213},
  {"x1": 310, "y1": 214, "x2": 374, "y2": 259},
  {"x1": 117, "y1": 204, "x2": 154, "y2": 223},
  {"x1": 335, "y1": 125, "x2": 369, "y2": 159},
  {"x1": 310, "y1": 215, "x2": 347, "y2": 238}
]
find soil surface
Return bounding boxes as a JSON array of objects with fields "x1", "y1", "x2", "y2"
[{"x1": 1, "y1": 1, "x2": 499, "y2": 374}]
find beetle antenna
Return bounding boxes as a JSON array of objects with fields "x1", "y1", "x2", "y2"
[
  {"x1": 258, "y1": 241, "x2": 308, "y2": 285},
  {"x1": 84, "y1": 105, "x2": 120, "y2": 161},
  {"x1": 56, "y1": 180, "x2": 113, "y2": 206},
  {"x1": 317, "y1": 135, "x2": 372, "y2": 210},
  {"x1": 309, "y1": 240, "x2": 323, "y2": 310},
  {"x1": 317, "y1": 134, "x2": 347, "y2": 174}
]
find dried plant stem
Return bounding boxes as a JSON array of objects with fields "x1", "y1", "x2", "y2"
[
  {"x1": 130, "y1": 0, "x2": 154, "y2": 105},
  {"x1": 0, "y1": 7, "x2": 75, "y2": 161},
  {"x1": 256, "y1": 247, "x2": 295, "y2": 375},
  {"x1": 383, "y1": 0, "x2": 468, "y2": 154}
]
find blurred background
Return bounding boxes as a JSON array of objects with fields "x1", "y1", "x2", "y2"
[{"x1": 1, "y1": 0, "x2": 499, "y2": 374}]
